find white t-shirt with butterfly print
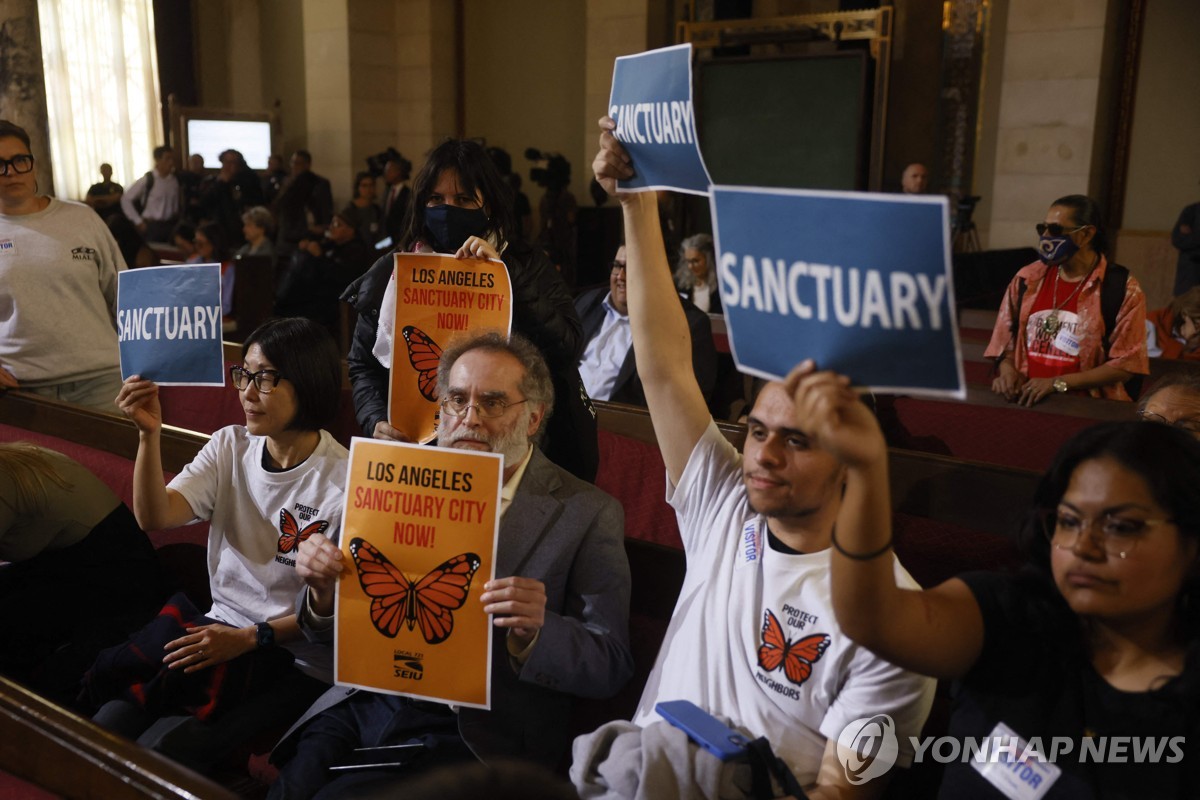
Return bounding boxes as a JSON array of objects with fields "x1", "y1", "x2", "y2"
[
  {"x1": 168, "y1": 425, "x2": 349, "y2": 682},
  {"x1": 631, "y1": 421, "x2": 935, "y2": 785}
]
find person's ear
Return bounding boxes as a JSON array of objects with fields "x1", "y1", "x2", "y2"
[{"x1": 526, "y1": 402, "x2": 545, "y2": 439}]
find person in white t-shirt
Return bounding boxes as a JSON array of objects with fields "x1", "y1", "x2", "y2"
[
  {"x1": 573, "y1": 119, "x2": 935, "y2": 798},
  {"x1": 94, "y1": 317, "x2": 349, "y2": 773}
]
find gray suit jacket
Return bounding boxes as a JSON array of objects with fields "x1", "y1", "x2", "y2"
[{"x1": 274, "y1": 448, "x2": 632, "y2": 768}]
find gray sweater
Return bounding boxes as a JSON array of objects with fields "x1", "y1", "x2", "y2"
[{"x1": 0, "y1": 198, "x2": 127, "y2": 384}]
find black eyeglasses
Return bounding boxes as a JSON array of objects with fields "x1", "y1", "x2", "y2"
[
  {"x1": 230, "y1": 365, "x2": 283, "y2": 393},
  {"x1": 1138, "y1": 409, "x2": 1200, "y2": 435},
  {"x1": 1035, "y1": 222, "x2": 1087, "y2": 237},
  {"x1": 0, "y1": 154, "x2": 34, "y2": 176},
  {"x1": 440, "y1": 395, "x2": 527, "y2": 419},
  {"x1": 611, "y1": 261, "x2": 627, "y2": 273}
]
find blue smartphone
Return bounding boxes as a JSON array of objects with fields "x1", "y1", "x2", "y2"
[{"x1": 656, "y1": 700, "x2": 750, "y2": 761}]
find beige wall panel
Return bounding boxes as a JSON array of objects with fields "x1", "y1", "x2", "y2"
[{"x1": 1000, "y1": 28, "x2": 1103, "y2": 82}]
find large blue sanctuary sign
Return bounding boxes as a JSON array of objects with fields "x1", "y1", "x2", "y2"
[
  {"x1": 117, "y1": 263, "x2": 225, "y2": 386},
  {"x1": 710, "y1": 187, "x2": 964, "y2": 398},
  {"x1": 609, "y1": 43, "x2": 712, "y2": 196}
]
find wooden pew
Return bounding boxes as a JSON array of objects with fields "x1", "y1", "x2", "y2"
[
  {"x1": 0, "y1": 676, "x2": 236, "y2": 800},
  {"x1": 595, "y1": 399, "x2": 1040, "y2": 542},
  {"x1": 0, "y1": 397, "x2": 235, "y2": 798},
  {"x1": 876, "y1": 386, "x2": 1133, "y2": 472},
  {"x1": 229, "y1": 254, "x2": 276, "y2": 343},
  {"x1": 0, "y1": 391, "x2": 208, "y2": 475}
]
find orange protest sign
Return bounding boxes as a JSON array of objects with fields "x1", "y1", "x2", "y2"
[
  {"x1": 388, "y1": 253, "x2": 513, "y2": 442},
  {"x1": 335, "y1": 438, "x2": 502, "y2": 709}
]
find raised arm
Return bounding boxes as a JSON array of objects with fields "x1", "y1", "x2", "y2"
[
  {"x1": 116, "y1": 377, "x2": 197, "y2": 531},
  {"x1": 786, "y1": 364, "x2": 985, "y2": 680},
  {"x1": 592, "y1": 119, "x2": 711, "y2": 483}
]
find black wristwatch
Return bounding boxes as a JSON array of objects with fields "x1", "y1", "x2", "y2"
[{"x1": 256, "y1": 621, "x2": 275, "y2": 648}]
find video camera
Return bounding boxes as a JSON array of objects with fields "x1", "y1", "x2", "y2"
[
  {"x1": 955, "y1": 195, "x2": 982, "y2": 230},
  {"x1": 365, "y1": 147, "x2": 410, "y2": 179},
  {"x1": 524, "y1": 147, "x2": 571, "y2": 191}
]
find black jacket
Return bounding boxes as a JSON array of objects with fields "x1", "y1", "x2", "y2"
[
  {"x1": 342, "y1": 240, "x2": 598, "y2": 482},
  {"x1": 575, "y1": 287, "x2": 718, "y2": 407}
]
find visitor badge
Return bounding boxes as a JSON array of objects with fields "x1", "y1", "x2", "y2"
[
  {"x1": 971, "y1": 721, "x2": 1061, "y2": 800},
  {"x1": 739, "y1": 519, "x2": 762, "y2": 567},
  {"x1": 1053, "y1": 327, "x2": 1081, "y2": 356}
]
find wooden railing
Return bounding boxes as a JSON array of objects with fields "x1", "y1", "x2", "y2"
[{"x1": 0, "y1": 676, "x2": 235, "y2": 800}]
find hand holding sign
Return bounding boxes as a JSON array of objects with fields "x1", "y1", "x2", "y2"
[
  {"x1": 116, "y1": 376, "x2": 163, "y2": 435},
  {"x1": 296, "y1": 534, "x2": 344, "y2": 616},
  {"x1": 592, "y1": 117, "x2": 635, "y2": 197},
  {"x1": 481, "y1": 576, "x2": 547, "y2": 647},
  {"x1": 784, "y1": 361, "x2": 885, "y2": 472},
  {"x1": 608, "y1": 43, "x2": 712, "y2": 195},
  {"x1": 455, "y1": 236, "x2": 500, "y2": 261}
]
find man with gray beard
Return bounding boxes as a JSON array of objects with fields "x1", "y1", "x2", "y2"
[{"x1": 266, "y1": 331, "x2": 632, "y2": 799}]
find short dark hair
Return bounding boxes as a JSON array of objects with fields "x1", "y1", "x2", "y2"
[
  {"x1": 401, "y1": 139, "x2": 517, "y2": 250},
  {"x1": 219, "y1": 149, "x2": 246, "y2": 168},
  {"x1": 242, "y1": 318, "x2": 342, "y2": 431},
  {"x1": 353, "y1": 170, "x2": 375, "y2": 197},
  {"x1": 1051, "y1": 194, "x2": 1109, "y2": 257},
  {"x1": 293, "y1": 149, "x2": 313, "y2": 164},
  {"x1": 171, "y1": 221, "x2": 196, "y2": 244},
  {"x1": 197, "y1": 221, "x2": 231, "y2": 261},
  {"x1": 436, "y1": 330, "x2": 554, "y2": 439},
  {"x1": 0, "y1": 120, "x2": 32, "y2": 152},
  {"x1": 152, "y1": 145, "x2": 173, "y2": 161}
]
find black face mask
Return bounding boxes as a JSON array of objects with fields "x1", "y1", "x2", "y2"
[{"x1": 423, "y1": 205, "x2": 489, "y2": 252}]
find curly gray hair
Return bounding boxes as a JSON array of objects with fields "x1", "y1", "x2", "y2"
[{"x1": 435, "y1": 330, "x2": 555, "y2": 439}]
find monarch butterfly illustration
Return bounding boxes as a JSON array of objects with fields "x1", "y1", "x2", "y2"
[
  {"x1": 277, "y1": 509, "x2": 330, "y2": 554},
  {"x1": 401, "y1": 325, "x2": 443, "y2": 402},
  {"x1": 757, "y1": 608, "x2": 830, "y2": 687},
  {"x1": 349, "y1": 537, "x2": 481, "y2": 645}
]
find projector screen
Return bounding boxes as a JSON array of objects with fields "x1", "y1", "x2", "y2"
[{"x1": 185, "y1": 119, "x2": 273, "y2": 169}]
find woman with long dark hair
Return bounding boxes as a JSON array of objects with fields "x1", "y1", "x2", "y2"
[
  {"x1": 793, "y1": 359, "x2": 1200, "y2": 797},
  {"x1": 343, "y1": 138, "x2": 597, "y2": 481}
]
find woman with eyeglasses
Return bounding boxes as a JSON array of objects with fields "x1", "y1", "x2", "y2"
[
  {"x1": 788, "y1": 363, "x2": 1200, "y2": 797},
  {"x1": 0, "y1": 119, "x2": 128, "y2": 412},
  {"x1": 343, "y1": 138, "x2": 597, "y2": 481},
  {"x1": 98, "y1": 317, "x2": 347, "y2": 772},
  {"x1": 674, "y1": 233, "x2": 722, "y2": 315},
  {"x1": 984, "y1": 195, "x2": 1149, "y2": 406}
]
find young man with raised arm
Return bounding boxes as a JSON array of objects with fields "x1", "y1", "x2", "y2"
[{"x1": 571, "y1": 119, "x2": 934, "y2": 799}]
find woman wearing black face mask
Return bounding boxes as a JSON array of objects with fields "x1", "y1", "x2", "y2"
[
  {"x1": 984, "y1": 194, "x2": 1149, "y2": 407},
  {"x1": 341, "y1": 139, "x2": 598, "y2": 482}
]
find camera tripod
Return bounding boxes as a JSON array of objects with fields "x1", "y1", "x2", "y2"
[{"x1": 953, "y1": 219, "x2": 980, "y2": 253}]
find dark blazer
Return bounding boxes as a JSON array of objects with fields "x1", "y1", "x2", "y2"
[
  {"x1": 275, "y1": 171, "x2": 334, "y2": 246},
  {"x1": 273, "y1": 448, "x2": 632, "y2": 768},
  {"x1": 575, "y1": 287, "x2": 718, "y2": 406},
  {"x1": 381, "y1": 183, "x2": 411, "y2": 246}
]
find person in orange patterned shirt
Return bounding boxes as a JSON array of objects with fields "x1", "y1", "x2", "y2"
[{"x1": 984, "y1": 195, "x2": 1148, "y2": 406}]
